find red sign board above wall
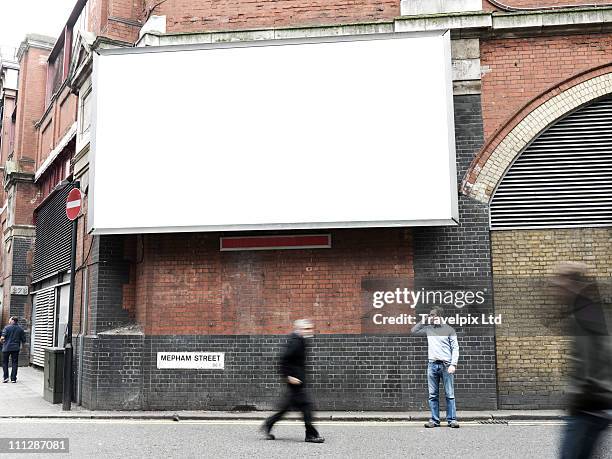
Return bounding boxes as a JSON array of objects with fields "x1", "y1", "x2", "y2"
[{"x1": 220, "y1": 235, "x2": 331, "y2": 251}]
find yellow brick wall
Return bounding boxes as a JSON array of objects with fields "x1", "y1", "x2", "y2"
[{"x1": 491, "y1": 228, "x2": 612, "y2": 408}]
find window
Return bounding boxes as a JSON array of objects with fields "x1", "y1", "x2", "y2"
[
  {"x1": 7, "y1": 188, "x2": 14, "y2": 227},
  {"x1": 46, "y1": 51, "x2": 64, "y2": 106},
  {"x1": 75, "y1": 2, "x2": 90, "y2": 36},
  {"x1": 45, "y1": 28, "x2": 72, "y2": 106},
  {"x1": 8, "y1": 106, "x2": 15, "y2": 155},
  {"x1": 79, "y1": 87, "x2": 92, "y2": 138}
]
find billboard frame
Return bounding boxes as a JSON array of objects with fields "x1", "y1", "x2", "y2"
[{"x1": 88, "y1": 30, "x2": 458, "y2": 235}]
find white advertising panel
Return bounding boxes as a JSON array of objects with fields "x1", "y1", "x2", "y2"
[{"x1": 90, "y1": 31, "x2": 458, "y2": 234}]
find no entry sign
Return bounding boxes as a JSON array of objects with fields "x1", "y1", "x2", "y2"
[{"x1": 66, "y1": 188, "x2": 82, "y2": 221}]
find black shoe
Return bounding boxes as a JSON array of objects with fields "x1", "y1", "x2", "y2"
[
  {"x1": 424, "y1": 420, "x2": 440, "y2": 428},
  {"x1": 260, "y1": 423, "x2": 275, "y2": 440},
  {"x1": 11, "y1": 380, "x2": 16, "y2": 384},
  {"x1": 305, "y1": 436, "x2": 325, "y2": 443},
  {"x1": 2, "y1": 379, "x2": 8, "y2": 383}
]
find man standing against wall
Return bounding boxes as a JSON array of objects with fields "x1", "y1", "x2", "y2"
[
  {"x1": 412, "y1": 307, "x2": 460, "y2": 428},
  {"x1": 1, "y1": 316, "x2": 26, "y2": 383},
  {"x1": 262, "y1": 319, "x2": 325, "y2": 443}
]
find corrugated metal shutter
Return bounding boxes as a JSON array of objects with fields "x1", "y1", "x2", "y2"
[
  {"x1": 491, "y1": 96, "x2": 612, "y2": 230},
  {"x1": 32, "y1": 183, "x2": 74, "y2": 282},
  {"x1": 31, "y1": 287, "x2": 56, "y2": 367}
]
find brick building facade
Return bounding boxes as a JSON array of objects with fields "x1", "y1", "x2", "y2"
[{"x1": 0, "y1": 0, "x2": 610, "y2": 411}]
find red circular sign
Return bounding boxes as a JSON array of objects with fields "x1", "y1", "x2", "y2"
[{"x1": 66, "y1": 188, "x2": 82, "y2": 221}]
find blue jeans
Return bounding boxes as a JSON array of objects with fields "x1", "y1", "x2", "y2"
[
  {"x1": 2, "y1": 351, "x2": 19, "y2": 382},
  {"x1": 427, "y1": 361, "x2": 456, "y2": 425}
]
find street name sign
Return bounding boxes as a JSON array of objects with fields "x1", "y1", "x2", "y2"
[{"x1": 156, "y1": 352, "x2": 225, "y2": 369}]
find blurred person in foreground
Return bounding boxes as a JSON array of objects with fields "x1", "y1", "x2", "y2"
[
  {"x1": 554, "y1": 262, "x2": 612, "y2": 459},
  {"x1": 411, "y1": 306, "x2": 460, "y2": 428},
  {"x1": 261, "y1": 319, "x2": 325, "y2": 443}
]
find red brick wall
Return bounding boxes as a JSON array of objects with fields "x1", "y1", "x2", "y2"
[
  {"x1": 87, "y1": 0, "x2": 141, "y2": 44},
  {"x1": 0, "y1": 93, "x2": 16, "y2": 204},
  {"x1": 480, "y1": 34, "x2": 612, "y2": 139},
  {"x1": 0, "y1": 93, "x2": 15, "y2": 164},
  {"x1": 144, "y1": 0, "x2": 399, "y2": 33},
  {"x1": 88, "y1": 0, "x2": 109, "y2": 37},
  {"x1": 39, "y1": 121, "x2": 53, "y2": 166},
  {"x1": 106, "y1": 0, "x2": 143, "y2": 43},
  {"x1": 14, "y1": 47, "x2": 50, "y2": 173},
  {"x1": 13, "y1": 182, "x2": 39, "y2": 226},
  {"x1": 85, "y1": 0, "x2": 400, "y2": 50},
  {"x1": 73, "y1": 194, "x2": 93, "y2": 333},
  {"x1": 35, "y1": 86, "x2": 77, "y2": 170},
  {"x1": 131, "y1": 229, "x2": 413, "y2": 335},
  {"x1": 58, "y1": 90, "x2": 77, "y2": 142}
]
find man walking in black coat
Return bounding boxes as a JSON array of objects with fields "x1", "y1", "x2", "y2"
[
  {"x1": 554, "y1": 263, "x2": 612, "y2": 459},
  {"x1": 1, "y1": 317, "x2": 26, "y2": 383},
  {"x1": 262, "y1": 319, "x2": 324, "y2": 443}
]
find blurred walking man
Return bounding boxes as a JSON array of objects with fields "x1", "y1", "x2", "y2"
[
  {"x1": 1, "y1": 317, "x2": 26, "y2": 383},
  {"x1": 262, "y1": 319, "x2": 325, "y2": 443},
  {"x1": 555, "y1": 263, "x2": 612, "y2": 459},
  {"x1": 411, "y1": 307, "x2": 460, "y2": 428}
]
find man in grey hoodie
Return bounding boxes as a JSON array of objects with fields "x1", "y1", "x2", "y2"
[{"x1": 411, "y1": 307, "x2": 460, "y2": 428}]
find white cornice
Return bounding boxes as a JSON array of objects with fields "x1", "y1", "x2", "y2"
[
  {"x1": 136, "y1": 6, "x2": 612, "y2": 47},
  {"x1": 35, "y1": 122, "x2": 77, "y2": 182}
]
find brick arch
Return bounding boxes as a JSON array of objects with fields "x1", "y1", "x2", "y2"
[{"x1": 462, "y1": 65, "x2": 612, "y2": 204}]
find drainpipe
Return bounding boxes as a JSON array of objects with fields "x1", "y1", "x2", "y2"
[{"x1": 76, "y1": 265, "x2": 88, "y2": 405}]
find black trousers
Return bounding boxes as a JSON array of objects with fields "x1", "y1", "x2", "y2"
[
  {"x1": 560, "y1": 411, "x2": 610, "y2": 459},
  {"x1": 265, "y1": 383, "x2": 319, "y2": 438},
  {"x1": 2, "y1": 350, "x2": 19, "y2": 381}
]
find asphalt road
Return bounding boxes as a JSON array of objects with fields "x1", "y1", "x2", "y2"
[{"x1": 0, "y1": 419, "x2": 609, "y2": 459}]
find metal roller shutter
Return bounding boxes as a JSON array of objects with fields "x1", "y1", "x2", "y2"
[
  {"x1": 491, "y1": 96, "x2": 612, "y2": 230},
  {"x1": 32, "y1": 183, "x2": 75, "y2": 282},
  {"x1": 31, "y1": 287, "x2": 56, "y2": 367}
]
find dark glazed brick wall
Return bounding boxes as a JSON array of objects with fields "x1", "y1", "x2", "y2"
[
  {"x1": 80, "y1": 334, "x2": 497, "y2": 411},
  {"x1": 78, "y1": 94, "x2": 500, "y2": 411},
  {"x1": 12, "y1": 236, "x2": 33, "y2": 287},
  {"x1": 11, "y1": 236, "x2": 34, "y2": 365},
  {"x1": 80, "y1": 334, "x2": 144, "y2": 410},
  {"x1": 88, "y1": 236, "x2": 133, "y2": 333},
  {"x1": 78, "y1": 337, "x2": 99, "y2": 409},
  {"x1": 412, "y1": 95, "x2": 497, "y2": 405},
  {"x1": 414, "y1": 95, "x2": 491, "y2": 283}
]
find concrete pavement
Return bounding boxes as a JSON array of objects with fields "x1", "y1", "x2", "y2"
[
  {"x1": 0, "y1": 366, "x2": 65, "y2": 417},
  {"x1": 0, "y1": 367, "x2": 566, "y2": 421}
]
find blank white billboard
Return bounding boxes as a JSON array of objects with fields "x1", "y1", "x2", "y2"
[{"x1": 89, "y1": 31, "x2": 458, "y2": 234}]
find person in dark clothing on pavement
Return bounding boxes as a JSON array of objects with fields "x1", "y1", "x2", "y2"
[
  {"x1": 1, "y1": 317, "x2": 26, "y2": 383},
  {"x1": 262, "y1": 319, "x2": 325, "y2": 443}
]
